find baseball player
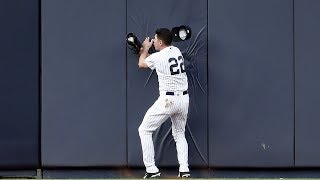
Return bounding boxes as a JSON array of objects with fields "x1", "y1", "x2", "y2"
[{"x1": 137, "y1": 28, "x2": 190, "y2": 179}]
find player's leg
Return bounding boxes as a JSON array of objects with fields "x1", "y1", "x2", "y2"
[
  {"x1": 171, "y1": 95, "x2": 189, "y2": 173},
  {"x1": 138, "y1": 97, "x2": 171, "y2": 174}
]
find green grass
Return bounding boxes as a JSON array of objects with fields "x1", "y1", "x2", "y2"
[
  {"x1": 2, "y1": 179, "x2": 320, "y2": 180},
  {"x1": 1, "y1": 178, "x2": 320, "y2": 180}
]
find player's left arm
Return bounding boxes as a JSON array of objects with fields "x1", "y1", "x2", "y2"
[{"x1": 138, "y1": 37, "x2": 153, "y2": 69}]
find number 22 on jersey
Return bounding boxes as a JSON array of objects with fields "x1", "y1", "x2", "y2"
[{"x1": 168, "y1": 55, "x2": 186, "y2": 75}]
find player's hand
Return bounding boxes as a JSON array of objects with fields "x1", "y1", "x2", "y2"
[{"x1": 142, "y1": 37, "x2": 154, "y2": 52}]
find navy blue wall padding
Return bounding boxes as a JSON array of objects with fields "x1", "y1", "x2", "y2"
[
  {"x1": 0, "y1": 0, "x2": 39, "y2": 168},
  {"x1": 208, "y1": 0, "x2": 294, "y2": 167},
  {"x1": 2, "y1": 0, "x2": 320, "y2": 170},
  {"x1": 41, "y1": 0, "x2": 126, "y2": 166},
  {"x1": 127, "y1": 0, "x2": 208, "y2": 167},
  {"x1": 295, "y1": 0, "x2": 320, "y2": 167}
]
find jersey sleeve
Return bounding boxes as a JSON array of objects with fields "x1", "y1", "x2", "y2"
[{"x1": 144, "y1": 53, "x2": 158, "y2": 70}]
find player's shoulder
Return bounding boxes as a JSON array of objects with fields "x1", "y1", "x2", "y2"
[
  {"x1": 169, "y1": 46, "x2": 183, "y2": 56},
  {"x1": 164, "y1": 45, "x2": 180, "y2": 53},
  {"x1": 148, "y1": 51, "x2": 160, "y2": 59},
  {"x1": 168, "y1": 45, "x2": 180, "y2": 50}
]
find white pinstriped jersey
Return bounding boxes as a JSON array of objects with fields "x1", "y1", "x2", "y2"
[{"x1": 145, "y1": 46, "x2": 188, "y2": 92}]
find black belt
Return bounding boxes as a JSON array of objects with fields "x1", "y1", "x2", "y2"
[{"x1": 166, "y1": 90, "x2": 188, "y2": 96}]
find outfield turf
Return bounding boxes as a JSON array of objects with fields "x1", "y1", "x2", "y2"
[{"x1": 1, "y1": 178, "x2": 320, "y2": 180}]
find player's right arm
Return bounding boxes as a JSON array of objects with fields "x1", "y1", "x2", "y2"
[
  {"x1": 138, "y1": 37, "x2": 154, "y2": 69},
  {"x1": 138, "y1": 50, "x2": 149, "y2": 68}
]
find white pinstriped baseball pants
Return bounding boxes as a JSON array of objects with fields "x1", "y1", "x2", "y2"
[{"x1": 138, "y1": 91, "x2": 189, "y2": 173}]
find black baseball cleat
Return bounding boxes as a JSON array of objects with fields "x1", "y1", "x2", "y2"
[
  {"x1": 143, "y1": 172, "x2": 161, "y2": 179},
  {"x1": 178, "y1": 172, "x2": 190, "y2": 178}
]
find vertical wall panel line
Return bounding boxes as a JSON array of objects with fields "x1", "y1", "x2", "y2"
[
  {"x1": 292, "y1": 0, "x2": 296, "y2": 167},
  {"x1": 38, "y1": 0, "x2": 42, "y2": 168},
  {"x1": 125, "y1": 0, "x2": 128, "y2": 167}
]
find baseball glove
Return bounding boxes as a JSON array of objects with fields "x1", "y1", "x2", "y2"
[{"x1": 126, "y1": 32, "x2": 142, "y2": 54}]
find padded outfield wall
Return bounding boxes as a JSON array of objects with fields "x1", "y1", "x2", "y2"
[{"x1": 0, "y1": 0, "x2": 320, "y2": 172}]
